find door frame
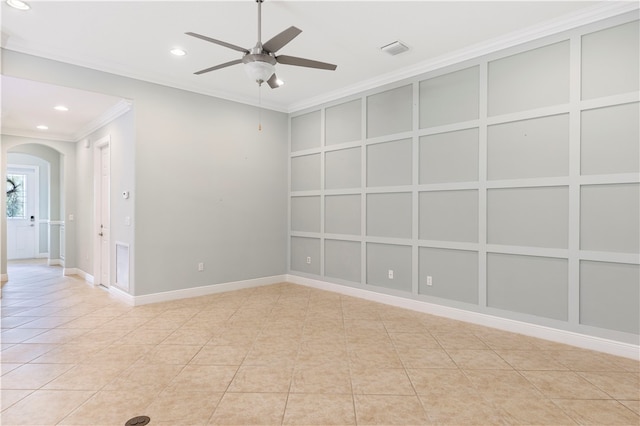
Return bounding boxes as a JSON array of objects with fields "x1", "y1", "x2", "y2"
[
  {"x1": 6, "y1": 164, "x2": 40, "y2": 259},
  {"x1": 92, "y1": 135, "x2": 111, "y2": 287}
]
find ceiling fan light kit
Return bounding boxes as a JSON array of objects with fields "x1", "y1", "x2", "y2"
[{"x1": 186, "y1": 0, "x2": 336, "y2": 88}]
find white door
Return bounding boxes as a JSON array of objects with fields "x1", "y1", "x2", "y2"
[
  {"x1": 6, "y1": 166, "x2": 38, "y2": 260},
  {"x1": 97, "y1": 145, "x2": 110, "y2": 287}
]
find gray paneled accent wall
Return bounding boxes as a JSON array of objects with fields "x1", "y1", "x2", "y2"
[{"x1": 289, "y1": 13, "x2": 640, "y2": 344}]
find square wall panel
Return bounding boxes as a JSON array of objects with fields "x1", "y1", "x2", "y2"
[
  {"x1": 419, "y1": 247, "x2": 478, "y2": 304},
  {"x1": 367, "y1": 192, "x2": 412, "y2": 239},
  {"x1": 582, "y1": 20, "x2": 639, "y2": 100},
  {"x1": 419, "y1": 128, "x2": 479, "y2": 184},
  {"x1": 367, "y1": 85, "x2": 413, "y2": 138},
  {"x1": 366, "y1": 243, "x2": 412, "y2": 292},
  {"x1": 325, "y1": 147, "x2": 361, "y2": 190},
  {"x1": 488, "y1": 41, "x2": 570, "y2": 116},
  {"x1": 581, "y1": 103, "x2": 639, "y2": 175},
  {"x1": 487, "y1": 186, "x2": 569, "y2": 249},
  {"x1": 291, "y1": 154, "x2": 321, "y2": 191},
  {"x1": 325, "y1": 239, "x2": 361, "y2": 283},
  {"x1": 291, "y1": 196, "x2": 320, "y2": 233},
  {"x1": 291, "y1": 111, "x2": 321, "y2": 152},
  {"x1": 419, "y1": 190, "x2": 478, "y2": 243},
  {"x1": 488, "y1": 114, "x2": 569, "y2": 180},
  {"x1": 326, "y1": 99, "x2": 361, "y2": 145},
  {"x1": 325, "y1": 194, "x2": 361, "y2": 235},
  {"x1": 487, "y1": 253, "x2": 568, "y2": 321},
  {"x1": 581, "y1": 183, "x2": 640, "y2": 254},
  {"x1": 419, "y1": 66, "x2": 479, "y2": 128},
  {"x1": 291, "y1": 236, "x2": 321, "y2": 275},
  {"x1": 580, "y1": 261, "x2": 639, "y2": 334},
  {"x1": 367, "y1": 138, "x2": 412, "y2": 187}
]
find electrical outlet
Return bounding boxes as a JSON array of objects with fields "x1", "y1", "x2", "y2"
[
  {"x1": 426, "y1": 275, "x2": 433, "y2": 286},
  {"x1": 198, "y1": 262, "x2": 204, "y2": 272},
  {"x1": 306, "y1": 256, "x2": 311, "y2": 264},
  {"x1": 388, "y1": 269, "x2": 394, "y2": 279}
]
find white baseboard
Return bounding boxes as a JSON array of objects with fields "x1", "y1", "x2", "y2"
[
  {"x1": 129, "y1": 275, "x2": 288, "y2": 306},
  {"x1": 110, "y1": 285, "x2": 135, "y2": 305},
  {"x1": 287, "y1": 274, "x2": 640, "y2": 361},
  {"x1": 62, "y1": 267, "x2": 77, "y2": 276},
  {"x1": 48, "y1": 259, "x2": 63, "y2": 266},
  {"x1": 36, "y1": 253, "x2": 49, "y2": 259},
  {"x1": 70, "y1": 268, "x2": 94, "y2": 285}
]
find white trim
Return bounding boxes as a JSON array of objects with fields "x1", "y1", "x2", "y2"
[
  {"x1": 70, "y1": 268, "x2": 95, "y2": 285},
  {"x1": 287, "y1": 274, "x2": 640, "y2": 360},
  {"x1": 48, "y1": 258, "x2": 62, "y2": 266},
  {"x1": 62, "y1": 267, "x2": 77, "y2": 276},
  {"x1": 74, "y1": 99, "x2": 132, "y2": 142},
  {"x1": 36, "y1": 253, "x2": 49, "y2": 259},
  {"x1": 288, "y1": 3, "x2": 639, "y2": 112},
  {"x1": 129, "y1": 275, "x2": 287, "y2": 306},
  {"x1": 109, "y1": 285, "x2": 135, "y2": 305}
]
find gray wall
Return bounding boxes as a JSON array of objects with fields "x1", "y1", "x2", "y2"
[
  {"x1": 288, "y1": 15, "x2": 640, "y2": 344},
  {"x1": 2, "y1": 49, "x2": 289, "y2": 296}
]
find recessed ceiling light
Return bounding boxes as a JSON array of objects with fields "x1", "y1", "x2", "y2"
[
  {"x1": 275, "y1": 78, "x2": 284, "y2": 87},
  {"x1": 36, "y1": 125, "x2": 48, "y2": 130},
  {"x1": 6, "y1": 0, "x2": 30, "y2": 10},
  {"x1": 170, "y1": 48, "x2": 187, "y2": 56},
  {"x1": 54, "y1": 105, "x2": 69, "y2": 112}
]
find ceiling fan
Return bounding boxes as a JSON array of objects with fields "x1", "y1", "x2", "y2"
[{"x1": 186, "y1": 0, "x2": 337, "y2": 88}]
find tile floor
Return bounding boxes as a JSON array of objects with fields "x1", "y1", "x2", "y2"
[{"x1": 1, "y1": 261, "x2": 638, "y2": 425}]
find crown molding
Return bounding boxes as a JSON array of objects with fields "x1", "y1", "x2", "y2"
[
  {"x1": 288, "y1": 2, "x2": 640, "y2": 113},
  {"x1": 73, "y1": 98, "x2": 132, "y2": 142}
]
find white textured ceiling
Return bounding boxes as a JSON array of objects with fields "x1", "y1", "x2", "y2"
[{"x1": 1, "y1": 0, "x2": 634, "y2": 141}]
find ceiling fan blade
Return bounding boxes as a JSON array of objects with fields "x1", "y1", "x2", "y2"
[
  {"x1": 262, "y1": 26, "x2": 302, "y2": 54},
  {"x1": 185, "y1": 32, "x2": 249, "y2": 54},
  {"x1": 266, "y1": 74, "x2": 281, "y2": 89},
  {"x1": 194, "y1": 59, "x2": 243, "y2": 75},
  {"x1": 276, "y1": 55, "x2": 337, "y2": 71}
]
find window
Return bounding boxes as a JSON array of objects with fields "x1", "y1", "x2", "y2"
[{"x1": 6, "y1": 174, "x2": 26, "y2": 218}]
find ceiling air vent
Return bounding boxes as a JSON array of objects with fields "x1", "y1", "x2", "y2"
[{"x1": 380, "y1": 40, "x2": 409, "y2": 56}]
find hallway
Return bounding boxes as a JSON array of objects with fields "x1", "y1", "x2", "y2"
[{"x1": 1, "y1": 262, "x2": 638, "y2": 425}]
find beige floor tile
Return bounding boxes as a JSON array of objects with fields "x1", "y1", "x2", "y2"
[
  {"x1": 407, "y1": 368, "x2": 480, "y2": 399},
  {"x1": 162, "y1": 326, "x2": 215, "y2": 345},
  {"x1": 283, "y1": 393, "x2": 356, "y2": 425},
  {"x1": 521, "y1": 370, "x2": 611, "y2": 399},
  {"x1": 242, "y1": 346, "x2": 298, "y2": 366},
  {"x1": 0, "y1": 343, "x2": 57, "y2": 363},
  {"x1": 141, "y1": 344, "x2": 202, "y2": 364},
  {"x1": 1, "y1": 389, "x2": 33, "y2": 411},
  {"x1": 144, "y1": 389, "x2": 222, "y2": 425},
  {"x1": 1, "y1": 363, "x2": 73, "y2": 389},
  {"x1": 447, "y1": 349, "x2": 513, "y2": 370},
  {"x1": 1, "y1": 362, "x2": 22, "y2": 375},
  {"x1": 0, "y1": 328, "x2": 47, "y2": 343},
  {"x1": 398, "y1": 348, "x2": 457, "y2": 369},
  {"x1": 29, "y1": 343, "x2": 106, "y2": 364},
  {"x1": 22, "y1": 327, "x2": 88, "y2": 344},
  {"x1": 420, "y1": 395, "x2": 510, "y2": 425},
  {"x1": 351, "y1": 367, "x2": 415, "y2": 395},
  {"x1": 553, "y1": 399, "x2": 640, "y2": 425},
  {"x1": 465, "y1": 370, "x2": 544, "y2": 399},
  {"x1": 190, "y1": 345, "x2": 249, "y2": 365},
  {"x1": 388, "y1": 332, "x2": 441, "y2": 350},
  {"x1": 168, "y1": 364, "x2": 238, "y2": 392},
  {"x1": 227, "y1": 365, "x2": 293, "y2": 393},
  {"x1": 115, "y1": 328, "x2": 174, "y2": 345},
  {"x1": 104, "y1": 361, "x2": 184, "y2": 391},
  {"x1": 1, "y1": 389, "x2": 95, "y2": 425},
  {"x1": 43, "y1": 363, "x2": 128, "y2": 390},
  {"x1": 550, "y1": 350, "x2": 628, "y2": 372},
  {"x1": 348, "y1": 345, "x2": 403, "y2": 369},
  {"x1": 577, "y1": 371, "x2": 640, "y2": 400},
  {"x1": 208, "y1": 392, "x2": 287, "y2": 425},
  {"x1": 354, "y1": 394, "x2": 430, "y2": 425},
  {"x1": 492, "y1": 397, "x2": 577, "y2": 425},
  {"x1": 58, "y1": 389, "x2": 158, "y2": 425},
  {"x1": 1, "y1": 316, "x2": 40, "y2": 329},
  {"x1": 620, "y1": 400, "x2": 640, "y2": 415},
  {"x1": 496, "y1": 349, "x2": 569, "y2": 371},
  {"x1": 434, "y1": 332, "x2": 489, "y2": 350},
  {"x1": 290, "y1": 364, "x2": 351, "y2": 394}
]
